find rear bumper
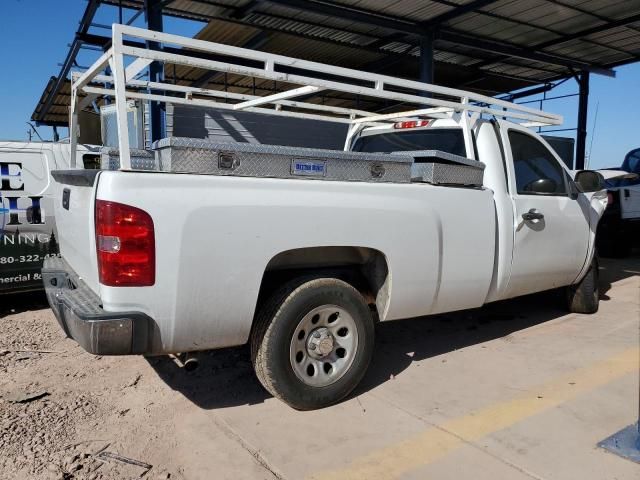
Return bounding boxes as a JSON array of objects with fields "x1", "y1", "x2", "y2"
[{"x1": 42, "y1": 257, "x2": 153, "y2": 355}]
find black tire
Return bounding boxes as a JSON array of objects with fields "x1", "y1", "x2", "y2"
[
  {"x1": 250, "y1": 277, "x2": 375, "y2": 410},
  {"x1": 566, "y1": 256, "x2": 599, "y2": 314}
]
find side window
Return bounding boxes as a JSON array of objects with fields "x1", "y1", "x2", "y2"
[{"x1": 508, "y1": 130, "x2": 568, "y2": 196}]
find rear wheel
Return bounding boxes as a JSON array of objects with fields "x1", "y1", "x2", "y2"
[
  {"x1": 566, "y1": 256, "x2": 599, "y2": 314},
  {"x1": 251, "y1": 277, "x2": 374, "y2": 410}
]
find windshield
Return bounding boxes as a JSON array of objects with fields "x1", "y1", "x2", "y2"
[{"x1": 351, "y1": 128, "x2": 466, "y2": 157}]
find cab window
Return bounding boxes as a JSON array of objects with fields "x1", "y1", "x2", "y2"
[
  {"x1": 352, "y1": 128, "x2": 466, "y2": 157},
  {"x1": 508, "y1": 130, "x2": 568, "y2": 196}
]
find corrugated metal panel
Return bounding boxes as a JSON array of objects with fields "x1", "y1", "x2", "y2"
[{"x1": 33, "y1": 0, "x2": 640, "y2": 125}]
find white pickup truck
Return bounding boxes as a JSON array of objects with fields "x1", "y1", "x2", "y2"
[{"x1": 43, "y1": 25, "x2": 607, "y2": 410}]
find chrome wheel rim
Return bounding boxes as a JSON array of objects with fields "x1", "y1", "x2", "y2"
[{"x1": 289, "y1": 305, "x2": 358, "y2": 387}]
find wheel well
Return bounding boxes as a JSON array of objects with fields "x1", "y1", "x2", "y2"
[{"x1": 256, "y1": 247, "x2": 390, "y2": 320}]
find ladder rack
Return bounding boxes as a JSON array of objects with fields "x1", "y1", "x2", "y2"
[{"x1": 69, "y1": 24, "x2": 563, "y2": 170}]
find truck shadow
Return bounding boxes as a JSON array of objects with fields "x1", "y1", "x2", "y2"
[
  {"x1": 146, "y1": 345, "x2": 269, "y2": 408},
  {"x1": 0, "y1": 290, "x2": 49, "y2": 318},
  {"x1": 147, "y1": 255, "x2": 638, "y2": 410},
  {"x1": 598, "y1": 247, "x2": 640, "y2": 299}
]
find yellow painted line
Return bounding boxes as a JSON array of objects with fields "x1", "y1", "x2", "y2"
[{"x1": 311, "y1": 347, "x2": 639, "y2": 480}]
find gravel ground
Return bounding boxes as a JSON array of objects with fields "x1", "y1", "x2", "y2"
[{"x1": 0, "y1": 292, "x2": 188, "y2": 480}]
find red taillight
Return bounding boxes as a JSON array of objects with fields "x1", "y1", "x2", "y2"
[
  {"x1": 95, "y1": 200, "x2": 155, "y2": 287},
  {"x1": 607, "y1": 192, "x2": 614, "y2": 207},
  {"x1": 393, "y1": 120, "x2": 431, "y2": 129}
]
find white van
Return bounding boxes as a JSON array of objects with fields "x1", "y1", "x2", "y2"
[{"x1": 0, "y1": 141, "x2": 98, "y2": 294}]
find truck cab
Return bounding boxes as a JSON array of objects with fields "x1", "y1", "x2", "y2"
[{"x1": 351, "y1": 118, "x2": 601, "y2": 302}]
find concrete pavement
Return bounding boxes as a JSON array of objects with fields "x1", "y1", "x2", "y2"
[{"x1": 148, "y1": 254, "x2": 640, "y2": 479}]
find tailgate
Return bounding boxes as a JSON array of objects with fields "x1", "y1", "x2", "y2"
[{"x1": 50, "y1": 170, "x2": 101, "y2": 293}]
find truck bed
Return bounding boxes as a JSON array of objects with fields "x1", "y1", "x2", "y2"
[{"x1": 50, "y1": 166, "x2": 496, "y2": 354}]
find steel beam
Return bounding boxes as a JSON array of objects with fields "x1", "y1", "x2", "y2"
[
  {"x1": 36, "y1": 0, "x2": 100, "y2": 123},
  {"x1": 145, "y1": 0, "x2": 165, "y2": 143},
  {"x1": 498, "y1": 83, "x2": 555, "y2": 102},
  {"x1": 438, "y1": 31, "x2": 615, "y2": 77},
  {"x1": 419, "y1": 31, "x2": 435, "y2": 84},
  {"x1": 421, "y1": 0, "x2": 499, "y2": 27},
  {"x1": 575, "y1": 72, "x2": 589, "y2": 170},
  {"x1": 231, "y1": 0, "x2": 265, "y2": 19},
  {"x1": 264, "y1": 0, "x2": 425, "y2": 36},
  {"x1": 419, "y1": 30, "x2": 435, "y2": 101}
]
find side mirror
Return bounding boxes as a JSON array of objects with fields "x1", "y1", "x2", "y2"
[
  {"x1": 575, "y1": 170, "x2": 605, "y2": 192},
  {"x1": 523, "y1": 178, "x2": 558, "y2": 194}
]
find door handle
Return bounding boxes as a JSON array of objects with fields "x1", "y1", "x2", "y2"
[{"x1": 522, "y1": 209, "x2": 544, "y2": 221}]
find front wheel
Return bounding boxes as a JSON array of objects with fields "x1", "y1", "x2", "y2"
[
  {"x1": 566, "y1": 256, "x2": 599, "y2": 314},
  {"x1": 251, "y1": 277, "x2": 375, "y2": 410}
]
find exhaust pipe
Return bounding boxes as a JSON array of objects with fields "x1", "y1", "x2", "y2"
[{"x1": 183, "y1": 352, "x2": 199, "y2": 372}]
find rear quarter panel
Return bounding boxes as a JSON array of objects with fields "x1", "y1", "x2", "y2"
[{"x1": 96, "y1": 172, "x2": 496, "y2": 353}]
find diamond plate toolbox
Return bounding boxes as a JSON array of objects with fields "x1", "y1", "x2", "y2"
[
  {"x1": 152, "y1": 137, "x2": 413, "y2": 183},
  {"x1": 100, "y1": 147, "x2": 158, "y2": 171},
  {"x1": 395, "y1": 150, "x2": 485, "y2": 187}
]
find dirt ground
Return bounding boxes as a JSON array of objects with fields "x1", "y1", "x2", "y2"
[
  {"x1": 0, "y1": 292, "x2": 185, "y2": 480},
  {"x1": 0, "y1": 254, "x2": 638, "y2": 480}
]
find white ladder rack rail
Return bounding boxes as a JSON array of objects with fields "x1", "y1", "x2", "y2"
[{"x1": 69, "y1": 24, "x2": 563, "y2": 170}]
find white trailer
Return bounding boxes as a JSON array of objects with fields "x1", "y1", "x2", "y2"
[{"x1": 0, "y1": 141, "x2": 98, "y2": 294}]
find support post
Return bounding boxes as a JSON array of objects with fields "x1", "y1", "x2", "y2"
[
  {"x1": 103, "y1": 43, "x2": 112, "y2": 106},
  {"x1": 69, "y1": 88, "x2": 79, "y2": 168},
  {"x1": 110, "y1": 27, "x2": 131, "y2": 170},
  {"x1": 575, "y1": 72, "x2": 589, "y2": 170},
  {"x1": 144, "y1": 0, "x2": 165, "y2": 144},
  {"x1": 419, "y1": 30, "x2": 434, "y2": 87}
]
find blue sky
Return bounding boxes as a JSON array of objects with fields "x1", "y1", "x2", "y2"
[{"x1": 0, "y1": 0, "x2": 638, "y2": 169}]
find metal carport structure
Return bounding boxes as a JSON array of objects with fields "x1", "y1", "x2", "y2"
[{"x1": 32, "y1": 0, "x2": 640, "y2": 168}]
